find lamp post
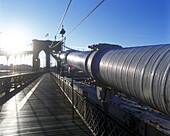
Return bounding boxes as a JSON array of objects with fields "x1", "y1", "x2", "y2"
[{"x1": 59, "y1": 25, "x2": 66, "y2": 51}]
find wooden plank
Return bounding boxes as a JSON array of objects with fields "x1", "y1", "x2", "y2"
[{"x1": 0, "y1": 73, "x2": 91, "y2": 136}]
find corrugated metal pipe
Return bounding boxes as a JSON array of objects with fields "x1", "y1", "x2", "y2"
[{"x1": 53, "y1": 44, "x2": 170, "y2": 116}]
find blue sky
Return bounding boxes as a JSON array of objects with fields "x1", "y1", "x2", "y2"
[{"x1": 0, "y1": 0, "x2": 170, "y2": 50}]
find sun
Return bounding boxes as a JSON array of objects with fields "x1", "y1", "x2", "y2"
[{"x1": 0, "y1": 31, "x2": 27, "y2": 54}]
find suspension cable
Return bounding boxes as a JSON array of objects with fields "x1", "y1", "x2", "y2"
[
  {"x1": 63, "y1": 44, "x2": 74, "y2": 50},
  {"x1": 25, "y1": 43, "x2": 33, "y2": 46}
]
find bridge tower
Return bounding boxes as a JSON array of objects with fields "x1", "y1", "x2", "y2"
[{"x1": 32, "y1": 39, "x2": 61, "y2": 71}]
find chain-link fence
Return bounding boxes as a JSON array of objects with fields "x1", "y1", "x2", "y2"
[{"x1": 53, "y1": 73, "x2": 131, "y2": 136}]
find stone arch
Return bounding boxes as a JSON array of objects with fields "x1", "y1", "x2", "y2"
[
  {"x1": 38, "y1": 49, "x2": 47, "y2": 68},
  {"x1": 32, "y1": 39, "x2": 61, "y2": 71}
]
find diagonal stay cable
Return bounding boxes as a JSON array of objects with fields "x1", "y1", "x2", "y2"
[
  {"x1": 55, "y1": 0, "x2": 72, "y2": 38},
  {"x1": 66, "y1": 0, "x2": 105, "y2": 37},
  {"x1": 50, "y1": 0, "x2": 72, "y2": 48},
  {"x1": 51, "y1": 0, "x2": 105, "y2": 49}
]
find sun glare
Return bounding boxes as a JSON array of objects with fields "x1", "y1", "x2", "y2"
[{"x1": 1, "y1": 31, "x2": 27, "y2": 54}]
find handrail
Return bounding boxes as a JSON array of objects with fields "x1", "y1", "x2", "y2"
[
  {"x1": 0, "y1": 72, "x2": 43, "y2": 105},
  {"x1": 0, "y1": 72, "x2": 36, "y2": 79}
]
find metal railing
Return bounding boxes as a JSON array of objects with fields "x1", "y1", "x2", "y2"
[
  {"x1": 52, "y1": 73, "x2": 131, "y2": 136},
  {"x1": 0, "y1": 72, "x2": 43, "y2": 105}
]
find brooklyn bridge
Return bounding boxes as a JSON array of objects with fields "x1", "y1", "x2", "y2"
[
  {"x1": 0, "y1": 0, "x2": 170, "y2": 136},
  {"x1": 0, "y1": 37, "x2": 169, "y2": 135}
]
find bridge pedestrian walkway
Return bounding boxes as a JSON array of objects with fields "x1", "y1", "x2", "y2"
[{"x1": 0, "y1": 73, "x2": 91, "y2": 136}]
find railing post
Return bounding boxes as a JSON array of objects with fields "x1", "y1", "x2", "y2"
[
  {"x1": 83, "y1": 90, "x2": 87, "y2": 120},
  {"x1": 63, "y1": 77, "x2": 65, "y2": 104},
  {"x1": 71, "y1": 73, "x2": 74, "y2": 123}
]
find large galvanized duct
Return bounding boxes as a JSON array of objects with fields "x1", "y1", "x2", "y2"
[
  {"x1": 89, "y1": 44, "x2": 170, "y2": 116},
  {"x1": 54, "y1": 44, "x2": 170, "y2": 116},
  {"x1": 67, "y1": 51, "x2": 90, "y2": 72}
]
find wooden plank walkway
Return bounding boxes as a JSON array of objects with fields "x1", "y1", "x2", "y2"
[{"x1": 0, "y1": 73, "x2": 91, "y2": 136}]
